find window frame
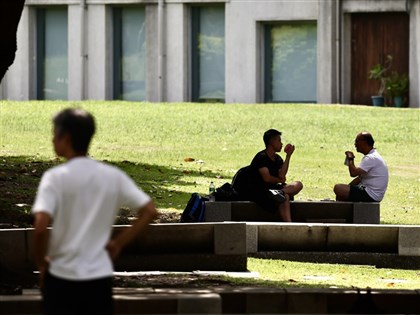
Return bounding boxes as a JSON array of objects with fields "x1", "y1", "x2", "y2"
[
  {"x1": 190, "y1": 5, "x2": 225, "y2": 103},
  {"x1": 264, "y1": 21, "x2": 318, "y2": 104},
  {"x1": 112, "y1": 5, "x2": 147, "y2": 101},
  {"x1": 36, "y1": 6, "x2": 68, "y2": 100}
]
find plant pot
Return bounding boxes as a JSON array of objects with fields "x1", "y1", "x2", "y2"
[
  {"x1": 393, "y1": 96, "x2": 404, "y2": 107},
  {"x1": 371, "y1": 96, "x2": 384, "y2": 106}
]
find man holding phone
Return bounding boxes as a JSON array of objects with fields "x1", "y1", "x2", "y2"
[{"x1": 334, "y1": 132, "x2": 388, "y2": 202}]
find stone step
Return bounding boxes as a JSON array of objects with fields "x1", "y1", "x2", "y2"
[
  {"x1": 205, "y1": 201, "x2": 380, "y2": 224},
  {"x1": 1, "y1": 288, "x2": 419, "y2": 314},
  {"x1": 1, "y1": 223, "x2": 420, "y2": 285}
]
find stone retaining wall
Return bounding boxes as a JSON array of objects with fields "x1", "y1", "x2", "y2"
[
  {"x1": 1, "y1": 288, "x2": 419, "y2": 314},
  {"x1": 1, "y1": 223, "x2": 419, "y2": 284}
]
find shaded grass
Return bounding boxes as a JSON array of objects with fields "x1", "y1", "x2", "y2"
[{"x1": 0, "y1": 101, "x2": 419, "y2": 224}]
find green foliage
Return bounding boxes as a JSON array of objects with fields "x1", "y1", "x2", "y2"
[
  {"x1": 368, "y1": 55, "x2": 393, "y2": 96},
  {"x1": 386, "y1": 72, "x2": 409, "y2": 98},
  {"x1": 0, "y1": 101, "x2": 419, "y2": 225}
]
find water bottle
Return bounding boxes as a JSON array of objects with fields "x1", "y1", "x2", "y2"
[{"x1": 209, "y1": 181, "x2": 216, "y2": 202}]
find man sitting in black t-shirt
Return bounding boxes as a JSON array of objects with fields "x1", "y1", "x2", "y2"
[{"x1": 249, "y1": 129, "x2": 303, "y2": 222}]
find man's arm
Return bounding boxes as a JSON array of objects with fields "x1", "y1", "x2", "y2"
[
  {"x1": 349, "y1": 176, "x2": 361, "y2": 185},
  {"x1": 33, "y1": 212, "x2": 52, "y2": 287},
  {"x1": 346, "y1": 151, "x2": 367, "y2": 178},
  {"x1": 278, "y1": 144, "x2": 295, "y2": 182},
  {"x1": 107, "y1": 201, "x2": 157, "y2": 261},
  {"x1": 258, "y1": 167, "x2": 282, "y2": 185},
  {"x1": 278, "y1": 155, "x2": 291, "y2": 183}
]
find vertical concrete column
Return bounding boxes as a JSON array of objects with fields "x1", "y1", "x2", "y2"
[
  {"x1": 225, "y1": 2, "x2": 258, "y2": 103},
  {"x1": 165, "y1": 3, "x2": 188, "y2": 102},
  {"x1": 317, "y1": 0, "x2": 339, "y2": 104},
  {"x1": 409, "y1": 0, "x2": 420, "y2": 108},
  {"x1": 214, "y1": 223, "x2": 247, "y2": 255},
  {"x1": 87, "y1": 4, "x2": 112, "y2": 100},
  {"x1": 4, "y1": 6, "x2": 34, "y2": 100},
  {"x1": 0, "y1": 76, "x2": 5, "y2": 99},
  {"x1": 68, "y1": 4, "x2": 84, "y2": 100},
  {"x1": 146, "y1": 5, "x2": 159, "y2": 102}
]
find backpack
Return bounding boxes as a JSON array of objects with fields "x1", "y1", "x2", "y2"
[
  {"x1": 232, "y1": 166, "x2": 260, "y2": 197},
  {"x1": 213, "y1": 182, "x2": 241, "y2": 201},
  {"x1": 180, "y1": 193, "x2": 206, "y2": 223},
  {"x1": 232, "y1": 166, "x2": 267, "y2": 200}
]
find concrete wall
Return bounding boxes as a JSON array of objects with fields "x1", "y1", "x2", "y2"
[
  {"x1": 410, "y1": 0, "x2": 420, "y2": 107},
  {"x1": 225, "y1": 0, "x2": 319, "y2": 103},
  {"x1": 1, "y1": 0, "x2": 419, "y2": 107}
]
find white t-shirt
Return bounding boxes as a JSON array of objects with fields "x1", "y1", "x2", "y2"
[
  {"x1": 358, "y1": 149, "x2": 389, "y2": 201},
  {"x1": 32, "y1": 157, "x2": 151, "y2": 281}
]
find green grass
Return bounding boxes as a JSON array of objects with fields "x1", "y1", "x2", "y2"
[
  {"x1": 0, "y1": 101, "x2": 419, "y2": 224},
  {"x1": 114, "y1": 258, "x2": 420, "y2": 290},
  {"x1": 246, "y1": 258, "x2": 420, "y2": 290}
]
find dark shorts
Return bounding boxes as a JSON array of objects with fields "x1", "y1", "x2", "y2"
[
  {"x1": 349, "y1": 185, "x2": 376, "y2": 202},
  {"x1": 43, "y1": 272, "x2": 113, "y2": 315},
  {"x1": 252, "y1": 183, "x2": 286, "y2": 214}
]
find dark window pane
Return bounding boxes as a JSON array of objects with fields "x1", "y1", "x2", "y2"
[
  {"x1": 192, "y1": 6, "x2": 225, "y2": 102},
  {"x1": 114, "y1": 8, "x2": 146, "y2": 101},
  {"x1": 269, "y1": 22, "x2": 317, "y2": 103},
  {"x1": 39, "y1": 8, "x2": 68, "y2": 100}
]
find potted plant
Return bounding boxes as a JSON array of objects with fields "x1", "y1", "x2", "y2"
[
  {"x1": 386, "y1": 72, "x2": 409, "y2": 107},
  {"x1": 368, "y1": 55, "x2": 392, "y2": 106}
]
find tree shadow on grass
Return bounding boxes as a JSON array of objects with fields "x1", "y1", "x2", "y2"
[{"x1": 0, "y1": 156, "x2": 226, "y2": 227}]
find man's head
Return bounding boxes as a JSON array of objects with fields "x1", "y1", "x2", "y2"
[
  {"x1": 354, "y1": 132, "x2": 374, "y2": 154},
  {"x1": 52, "y1": 108, "x2": 95, "y2": 158},
  {"x1": 263, "y1": 129, "x2": 282, "y2": 152}
]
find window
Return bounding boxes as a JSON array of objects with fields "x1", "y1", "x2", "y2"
[
  {"x1": 264, "y1": 22, "x2": 317, "y2": 103},
  {"x1": 191, "y1": 6, "x2": 225, "y2": 102},
  {"x1": 36, "y1": 8, "x2": 68, "y2": 100},
  {"x1": 113, "y1": 7, "x2": 146, "y2": 101}
]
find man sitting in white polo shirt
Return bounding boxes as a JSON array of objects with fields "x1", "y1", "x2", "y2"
[{"x1": 334, "y1": 132, "x2": 388, "y2": 202}]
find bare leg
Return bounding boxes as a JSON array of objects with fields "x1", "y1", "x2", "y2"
[
  {"x1": 334, "y1": 184, "x2": 350, "y2": 201},
  {"x1": 278, "y1": 181, "x2": 303, "y2": 222},
  {"x1": 278, "y1": 194, "x2": 291, "y2": 222},
  {"x1": 282, "y1": 181, "x2": 303, "y2": 198}
]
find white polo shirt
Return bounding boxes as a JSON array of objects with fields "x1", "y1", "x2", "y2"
[
  {"x1": 358, "y1": 149, "x2": 389, "y2": 202},
  {"x1": 32, "y1": 157, "x2": 151, "y2": 281}
]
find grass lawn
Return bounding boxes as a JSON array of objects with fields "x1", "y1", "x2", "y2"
[
  {"x1": 1, "y1": 101, "x2": 419, "y2": 290},
  {"x1": 246, "y1": 258, "x2": 420, "y2": 290},
  {"x1": 113, "y1": 257, "x2": 420, "y2": 290},
  {"x1": 1, "y1": 101, "x2": 419, "y2": 224}
]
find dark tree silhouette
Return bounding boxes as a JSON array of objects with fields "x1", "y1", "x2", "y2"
[{"x1": 0, "y1": 0, "x2": 26, "y2": 83}]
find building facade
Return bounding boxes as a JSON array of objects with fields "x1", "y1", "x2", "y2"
[{"x1": 1, "y1": 0, "x2": 419, "y2": 107}]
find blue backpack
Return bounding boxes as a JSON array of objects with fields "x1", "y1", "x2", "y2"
[{"x1": 180, "y1": 193, "x2": 206, "y2": 223}]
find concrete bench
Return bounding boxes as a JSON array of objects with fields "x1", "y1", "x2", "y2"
[
  {"x1": 205, "y1": 200, "x2": 380, "y2": 224},
  {"x1": 112, "y1": 223, "x2": 248, "y2": 272},
  {"x1": 1, "y1": 223, "x2": 419, "y2": 285},
  {"x1": 246, "y1": 222, "x2": 420, "y2": 269},
  {"x1": 0, "y1": 290, "x2": 222, "y2": 314},
  {"x1": 1, "y1": 288, "x2": 420, "y2": 314},
  {"x1": 0, "y1": 223, "x2": 249, "y2": 285}
]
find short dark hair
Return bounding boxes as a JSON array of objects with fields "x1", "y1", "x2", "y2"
[
  {"x1": 263, "y1": 129, "x2": 282, "y2": 147},
  {"x1": 53, "y1": 108, "x2": 95, "y2": 154},
  {"x1": 360, "y1": 132, "x2": 375, "y2": 147}
]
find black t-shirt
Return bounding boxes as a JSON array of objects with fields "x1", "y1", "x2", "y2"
[{"x1": 251, "y1": 150, "x2": 284, "y2": 178}]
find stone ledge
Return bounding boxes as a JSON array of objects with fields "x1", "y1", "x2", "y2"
[
  {"x1": 250, "y1": 223, "x2": 403, "y2": 253},
  {"x1": 205, "y1": 201, "x2": 380, "y2": 224},
  {"x1": 2, "y1": 288, "x2": 419, "y2": 315},
  {"x1": 398, "y1": 226, "x2": 420, "y2": 256}
]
